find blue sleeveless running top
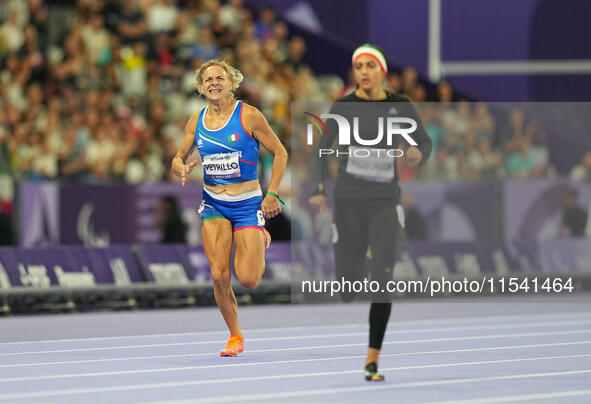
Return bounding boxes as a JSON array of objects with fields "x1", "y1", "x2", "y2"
[{"x1": 195, "y1": 100, "x2": 259, "y2": 186}]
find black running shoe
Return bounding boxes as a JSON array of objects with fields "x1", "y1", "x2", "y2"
[{"x1": 364, "y1": 362, "x2": 384, "y2": 381}]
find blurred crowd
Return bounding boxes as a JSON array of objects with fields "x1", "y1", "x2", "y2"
[
  {"x1": 0, "y1": 0, "x2": 333, "y2": 189},
  {"x1": 1, "y1": 0, "x2": 591, "y2": 199},
  {"x1": 412, "y1": 102, "x2": 554, "y2": 182}
]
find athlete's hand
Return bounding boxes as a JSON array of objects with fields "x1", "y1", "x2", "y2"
[
  {"x1": 262, "y1": 194, "x2": 282, "y2": 218},
  {"x1": 308, "y1": 194, "x2": 326, "y2": 212},
  {"x1": 179, "y1": 161, "x2": 199, "y2": 186},
  {"x1": 405, "y1": 146, "x2": 423, "y2": 167}
]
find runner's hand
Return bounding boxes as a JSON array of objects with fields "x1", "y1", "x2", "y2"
[
  {"x1": 179, "y1": 161, "x2": 199, "y2": 186},
  {"x1": 262, "y1": 194, "x2": 282, "y2": 218},
  {"x1": 406, "y1": 146, "x2": 423, "y2": 167}
]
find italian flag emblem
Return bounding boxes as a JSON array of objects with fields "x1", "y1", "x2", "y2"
[{"x1": 228, "y1": 133, "x2": 239, "y2": 142}]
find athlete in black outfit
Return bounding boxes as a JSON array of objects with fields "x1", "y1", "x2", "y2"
[{"x1": 309, "y1": 44, "x2": 432, "y2": 381}]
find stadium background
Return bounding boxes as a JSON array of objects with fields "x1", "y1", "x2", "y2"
[{"x1": 0, "y1": 0, "x2": 590, "y2": 311}]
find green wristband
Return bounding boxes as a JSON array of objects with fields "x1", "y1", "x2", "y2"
[{"x1": 267, "y1": 191, "x2": 285, "y2": 205}]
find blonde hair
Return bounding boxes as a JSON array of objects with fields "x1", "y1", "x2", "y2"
[{"x1": 194, "y1": 59, "x2": 244, "y2": 98}]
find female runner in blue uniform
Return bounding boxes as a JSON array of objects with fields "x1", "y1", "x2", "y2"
[{"x1": 172, "y1": 59, "x2": 288, "y2": 357}]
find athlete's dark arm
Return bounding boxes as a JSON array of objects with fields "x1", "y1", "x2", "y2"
[
  {"x1": 172, "y1": 112, "x2": 200, "y2": 186},
  {"x1": 310, "y1": 104, "x2": 340, "y2": 194},
  {"x1": 402, "y1": 99, "x2": 432, "y2": 167}
]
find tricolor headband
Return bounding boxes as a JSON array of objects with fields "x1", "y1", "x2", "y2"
[{"x1": 352, "y1": 44, "x2": 388, "y2": 74}]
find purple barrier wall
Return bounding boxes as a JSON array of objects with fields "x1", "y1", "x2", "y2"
[
  {"x1": 60, "y1": 184, "x2": 135, "y2": 245},
  {"x1": 134, "y1": 183, "x2": 203, "y2": 244},
  {"x1": 264, "y1": 242, "x2": 292, "y2": 282},
  {"x1": 134, "y1": 244, "x2": 199, "y2": 285},
  {"x1": 293, "y1": 238, "x2": 590, "y2": 280},
  {"x1": 295, "y1": 180, "x2": 498, "y2": 242},
  {"x1": 401, "y1": 181, "x2": 499, "y2": 241},
  {"x1": 504, "y1": 179, "x2": 591, "y2": 240},
  {"x1": 19, "y1": 183, "x2": 203, "y2": 247},
  {"x1": 19, "y1": 178, "x2": 591, "y2": 246},
  {"x1": 0, "y1": 243, "x2": 293, "y2": 289},
  {"x1": 1, "y1": 240, "x2": 588, "y2": 292},
  {"x1": 538, "y1": 239, "x2": 591, "y2": 274},
  {"x1": 19, "y1": 182, "x2": 60, "y2": 247},
  {"x1": 0, "y1": 246, "x2": 142, "y2": 289}
]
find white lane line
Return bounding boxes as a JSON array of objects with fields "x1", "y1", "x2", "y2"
[
  {"x1": 0, "y1": 355, "x2": 589, "y2": 401},
  {"x1": 2, "y1": 310, "x2": 589, "y2": 346},
  {"x1": 0, "y1": 323, "x2": 365, "y2": 346},
  {"x1": 423, "y1": 389, "x2": 591, "y2": 404},
  {"x1": 2, "y1": 340, "x2": 591, "y2": 383},
  {"x1": 1, "y1": 331, "x2": 590, "y2": 370},
  {"x1": 138, "y1": 369, "x2": 591, "y2": 404},
  {"x1": 2, "y1": 319, "x2": 590, "y2": 357},
  {"x1": 0, "y1": 332, "x2": 367, "y2": 357}
]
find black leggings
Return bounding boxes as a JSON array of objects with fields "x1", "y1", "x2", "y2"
[{"x1": 332, "y1": 197, "x2": 402, "y2": 349}]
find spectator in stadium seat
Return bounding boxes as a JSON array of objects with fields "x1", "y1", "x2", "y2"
[
  {"x1": 463, "y1": 131, "x2": 481, "y2": 179},
  {"x1": 560, "y1": 189, "x2": 588, "y2": 238},
  {"x1": 528, "y1": 124, "x2": 551, "y2": 176},
  {"x1": 386, "y1": 72, "x2": 401, "y2": 94},
  {"x1": 120, "y1": 41, "x2": 148, "y2": 97},
  {"x1": 192, "y1": 0, "x2": 219, "y2": 30},
  {"x1": 272, "y1": 21, "x2": 289, "y2": 63},
  {"x1": 506, "y1": 136, "x2": 534, "y2": 178},
  {"x1": 286, "y1": 36, "x2": 307, "y2": 73},
  {"x1": 468, "y1": 139, "x2": 503, "y2": 179},
  {"x1": 255, "y1": 6, "x2": 276, "y2": 42},
  {"x1": 219, "y1": 0, "x2": 245, "y2": 33},
  {"x1": 2, "y1": 10, "x2": 25, "y2": 52},
  {"x1": 442, "y1": 101, "x2": 470, "y2": 136},
  {"x1": 570, "y1": 151, "x2": 591, "y2": 181},
  {"x1": 420, "y1": 103, "x2": 445, "y2": 152},
  {"x1": 53, "y1": 33, "x2": 87, "y2": 91},
  {"x1": 116, "y1": 0, "x2": 148, "y2": 45},
  {"x1": 189, "y1": 26, "x2": 220, "y2": 61},
  {"x1": 503, "y1": 108, "x2": 526, "y2": 151},
  {"x1": 410, "y1": 83, "x2": 426, "y2": 102},
  {"x1": 18, "y1": 25, "x2": 45, "y2": 84},
  {"x1": 81, "y1": 13, "x2": 111, "y2": 66},
  {"x1": 58, "y1": 125, "x2": 87, "y2": 181},
  {"x1": 146, "y1": 0, "x2": 179, "y2": 35},
  {"x1": 420, "y1": 148, "x2": 459, "y2": 181},
  {"x1": 437, "y1": 80, "x2": 453, "y2": 104},
  {"x1": 85, "y1": 126, "x2": 115, "y2": 181},
  {"x1": 28, "y1": 0, "x2": 49, "y2": 51},
  {"x1": 471, "y1": 101, "x2": 495, "y2": 142},
  {"x1": 31, "y1": 130, "x2": 58, "y2": 180},
  {"x1": 401, "y1": 65, "x2": 417, "y2": 98}
]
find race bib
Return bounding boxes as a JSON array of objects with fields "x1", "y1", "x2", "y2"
[
  {"x1": 202, "y1": 152, "x2": 241, "y2": 179},
  {"x1": 345, "y1": 146, "x2": 396, "y2": 182}
]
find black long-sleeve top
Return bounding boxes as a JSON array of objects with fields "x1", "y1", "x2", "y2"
[{"x1": 311, "y1": 91, "x2": 432, "y2": 201}]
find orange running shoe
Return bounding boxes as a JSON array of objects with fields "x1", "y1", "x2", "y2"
[
  {"x1": 220, "y1": 334, "x2": 244, "y2": 357},
  {"x1": 263, "y1": 228, "x2": 271, "y2": 250}
]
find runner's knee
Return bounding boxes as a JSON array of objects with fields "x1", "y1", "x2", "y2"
[
  {"x1": 237, "y1": 272, "x2": 260, "y2": 290},
  {"x1": 211, "y1": 264, "x2": 231, "y2": 288}
]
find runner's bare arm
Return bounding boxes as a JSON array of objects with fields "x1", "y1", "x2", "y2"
[
  {"x1": 242, "y1": 104, "x2": 288, "y2": 195},
  {"x1": 172, "y1": 112, "x2": 199, "y2": 185}
]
